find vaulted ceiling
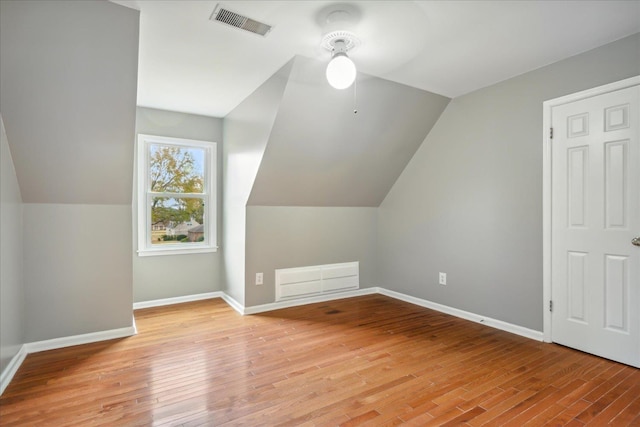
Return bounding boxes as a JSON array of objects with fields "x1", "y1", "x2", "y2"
[
  {"x1": 110, "y1": 0, "x2": 640, "y2": 118},
  {"x1": 247, "y1": 56, "x2": 450, "y2": 207},
  {"x1": 2, "y1": 1, "x2": 639, "y2": 208}
]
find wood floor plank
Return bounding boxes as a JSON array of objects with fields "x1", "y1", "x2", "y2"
[
  {"x1": 586, "y1": 382, "x2": 640, "y2": 425},
  {"x1": 1, "y1": 295, "x2": 638, "y2": 426},
  {"x1": 466, "y1": 388, "x2": 535, "y2": 426},
  {"x1": 575, "y1": 370, "x2": 640, "y2": 424},
  {"x1": 608, "y1": 394, "x2": 640, "y2": 426}
]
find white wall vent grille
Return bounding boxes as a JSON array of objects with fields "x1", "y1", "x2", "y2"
[
  {"x1": 275, "y1": 262, "x2": 359, "y2": 302},
  {"x1": 210, "y1": 4, "x2": 272, "y2": 37}
]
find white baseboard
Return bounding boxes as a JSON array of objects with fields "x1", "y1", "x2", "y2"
[
  {"x1": 132, "y1": 315, "x2": 138, "y2": 335},
  {"x1": 221, "y1": 293, "x2": 244, "y2": 315},
  {"x1": 377, "y1": 288, "x2": 544, "y2": 342},
  {"x1": 243, "y1": 288, "x2": 378, "y2": 315},
  {"x1": 25, "y1": 325, "x2": 137, "y2": 354},
  {"x1": 133, "y1": 292, "x2": 223, "y2": 310},
  {"x1": 0, "y1": 345, "x2": 27, "y2": 396},
  {"x1": 220, "y1": 287, "x2": 542, "y2": 342}
]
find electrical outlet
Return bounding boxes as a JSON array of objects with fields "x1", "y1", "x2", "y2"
[
  {"x1": 439, "y1": 272, "x2": 447, "y2": 285},
  {"x1": 256, "y1": 272, "x2": 263, "y2": 285}
]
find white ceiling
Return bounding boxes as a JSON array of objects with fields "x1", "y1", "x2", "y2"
[{"x1": 110, "y1": 0, "x2": 640, "y2": 118}]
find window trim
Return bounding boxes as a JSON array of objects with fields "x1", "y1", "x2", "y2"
[{"x1": 136, "y1": 134, "x2": 217, "y2": 257}]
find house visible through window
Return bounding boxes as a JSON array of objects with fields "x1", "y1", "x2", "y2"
[{"x1": 137, "y1": 134, "x2": 217, "y2": 256}]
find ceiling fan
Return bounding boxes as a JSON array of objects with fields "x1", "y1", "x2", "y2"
[{"x1": 319, "y1": 8, "x2": 360, "y2": 90}]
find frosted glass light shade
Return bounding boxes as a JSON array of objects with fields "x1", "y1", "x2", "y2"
[{"x1": 326, "y1": 53, "x2": 356, "y2": 90}]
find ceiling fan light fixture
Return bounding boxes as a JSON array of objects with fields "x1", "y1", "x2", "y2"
[
  {"x1": 322, "y1": 31, "x2": 359, "y2": 90},
  {"x1": 326, "y1": 51, "x2": 356, "y2": 90}
]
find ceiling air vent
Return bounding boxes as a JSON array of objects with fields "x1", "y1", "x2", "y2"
[{"x1": 210, "y1": 4, "x2": 272, "y2": 37}]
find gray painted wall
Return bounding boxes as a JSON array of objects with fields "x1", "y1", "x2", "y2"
[
  {"x1": 378, "y1": 33, "x2": 640, "y2": 331},
  {"x1": 0, "y1": 0, "x2": 139, "y2": 205},
  {"x1": 223, "y1": 61, "x2": 293, "y2": 305},
  {"x1": 0, "y1": 1, "x2": 139, "y2": 342},
  {"x1": 1, "y1": 116, "x2": 25, "y2": 374},
  {"x1": 241, "y1": 57, "x2": 447, "y2": 308},
  {"x1": 245, "y1": 207, "x2": 378, "y2": 307},
  {"x1": 248, "y1": 56, "x2": 450, "y2": 207},
  {"x1": 23, "y1": 204, "x2": 133, "y2": 342},
  {"x1": 133, "y1": 107, "x2": 224, "y2": 302}
]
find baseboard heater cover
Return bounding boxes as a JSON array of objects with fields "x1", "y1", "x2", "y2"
[{"x1": 275, "y1": 262, "x2": 359, "y2": 302}]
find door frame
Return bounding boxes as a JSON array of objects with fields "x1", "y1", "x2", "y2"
[{"x1": 542, "y1": 75, "x2": 640, "y2": 343}]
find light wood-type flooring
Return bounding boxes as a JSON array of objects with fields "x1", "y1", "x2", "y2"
[{"x1": 1, "y1": 295, "x2": 639, "y2": 426}]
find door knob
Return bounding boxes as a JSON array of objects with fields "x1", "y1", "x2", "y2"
[{"x1": 633, "y1": 237, "x2": 640, "y2": 247}]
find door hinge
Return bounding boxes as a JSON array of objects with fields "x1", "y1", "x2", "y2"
[
  {"x1": 550, "y1": 127, "x2": 554, "y2": 139},
  {"x1": 549, "y1": 300, "x2": 553, "y2": 312}
]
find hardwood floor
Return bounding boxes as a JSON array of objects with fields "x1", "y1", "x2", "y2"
[{"x1": 1, "y1": 295, "x2": 638, "y2": 426}]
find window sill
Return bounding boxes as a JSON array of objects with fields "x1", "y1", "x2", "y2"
[{"x1": 137, "y1": 246, "x2": 218, "y2": 257}]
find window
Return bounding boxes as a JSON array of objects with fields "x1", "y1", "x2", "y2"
[{"x1": 137, "y1": 134, "x2": 217, "y2": 256}]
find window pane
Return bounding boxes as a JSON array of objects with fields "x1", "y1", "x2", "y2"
[
  {"x1": 149, "y1": 144, "x2": 205, "y2": 193},
  {"x1": 150, "y1": 197, "x2": 205, "y2": 245}
]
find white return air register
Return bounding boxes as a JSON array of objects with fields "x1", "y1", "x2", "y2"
[{"x1": 275, "y1": 262, "x2": 359, "y2": 302}]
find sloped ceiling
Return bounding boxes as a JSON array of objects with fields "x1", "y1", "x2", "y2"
[
  {"x1": 0, "y1": 0, "x2": 139, "y2": 204},
  {"x1": 247, "y1": 56, "x2": 450, "y2": 207},
  {"x1": 110, "y1": 0, "x2": 640, "y2": 118},
  {"x1": 225, "y1": 59, "x2": 295, "y2": 207}
]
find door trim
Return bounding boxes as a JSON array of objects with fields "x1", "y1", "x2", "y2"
[{"x1": 542, "y1": 75, "x2": 640, "y2": 343}]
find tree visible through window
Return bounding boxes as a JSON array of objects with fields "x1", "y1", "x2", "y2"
[{"x1": 137, "y1": 134, "x2": 217, "y2": 256}]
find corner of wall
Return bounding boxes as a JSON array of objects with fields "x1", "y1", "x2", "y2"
[
  {"x1": 222, "y1": 59, "x2": 294, "y2": 307},
  {"x1": 0, "y1": 114, "x2": 26, "y2": 386}
]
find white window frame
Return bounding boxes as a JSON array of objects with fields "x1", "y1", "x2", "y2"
[{"x1": 136, "y1": 134, "x2": 217, "y2": 256}]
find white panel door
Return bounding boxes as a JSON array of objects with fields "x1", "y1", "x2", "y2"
[{"x1": 551, "y1": 84, "x2": 639, "y2": 367}]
